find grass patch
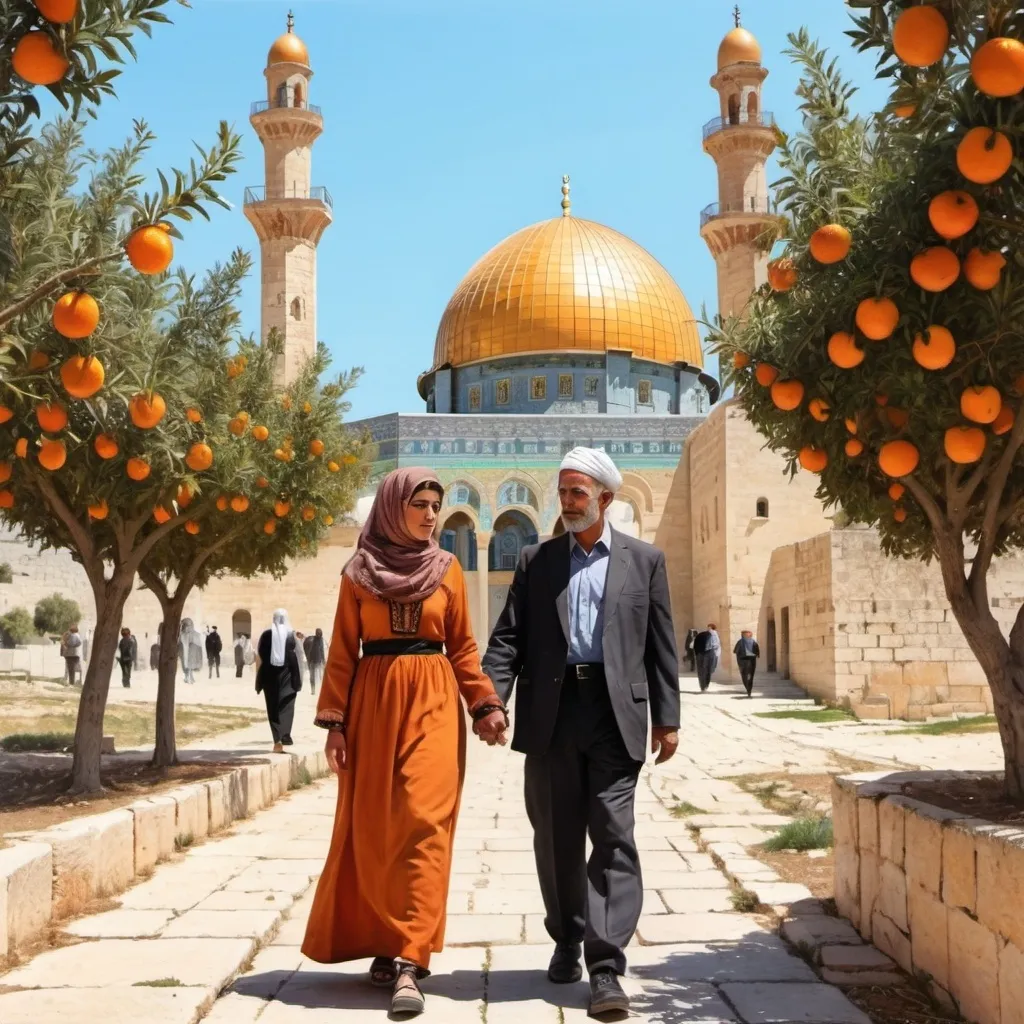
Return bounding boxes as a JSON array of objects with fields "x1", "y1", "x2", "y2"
[
  {"x1": 133, "y1": 978, "x2": 182, "y2": 988},
  {"x1": 730, "y1": 887, "x2": 760, "y2": 913},
  {"x1": 174, "y1": 832, "x2": 194, "y2": 852},
  {"x1": 891, "y1": 715, "x2": 998, "y2": 736},
  {"x1": 294, "y1": 764, "x2": 313, "y2": 788},
  {"x1": 762, "y1": 816, "x2": 834, "y2": 852},
  {"x1": 754, "y1": 708, "x2": 855, "y2": 723},
  {"x1": 0, "y1": 731, "x2": 74, "y2": 752},
  {"x1": 670, "y1": 801, "x2": 705, "y2": 818}
]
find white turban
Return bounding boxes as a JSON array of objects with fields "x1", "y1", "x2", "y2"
[{"x1": 559, "y1": 446, "x2": 623, "y2": 493}]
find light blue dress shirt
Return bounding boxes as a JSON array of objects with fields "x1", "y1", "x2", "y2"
[{"x1": 566, "y1": 520, "x2": 612, "y2": 665}]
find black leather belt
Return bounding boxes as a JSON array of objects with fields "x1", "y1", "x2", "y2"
[
  {"x1": 361, "y1": 639, "x2": 444, "y2": 656},
  {"x1": 565, "y1": 663, "x2": 605, "y2": 681}
]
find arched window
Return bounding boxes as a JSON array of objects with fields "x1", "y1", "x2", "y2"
[
  {"x1": 447, "y1": 482, "x2": 480, "y2": 511},
  {"x1": 440, "y1": 511, "x2": 477, "y2": 571},
  {"x1": 489, "y1": 510, "x2": 538, "y2": 571},
  {"x1": 727, "y1": 94, "x2": 740, "y2": 124},
  {"x1": 231, "y1": 609, "x2": 252, "y2": 641},
  {"x1": 290, "y1": 297, "x2": 303, "y2": 320},
  {"x1": 294, "y1": 82, "x2": 305, "y2": 108},
  {"x1": 756, "y1": 498, "x2": 769, "y2": 519},
  {"x1": 497, "y1": 480, "x2": 538, "y2": 510},
  {"x1": 747, "y1": 91, "x2": 759, "y2": 120}
]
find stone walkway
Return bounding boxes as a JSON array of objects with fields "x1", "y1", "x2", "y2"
[{"x1": 0, "y1": 670, "x2": 1004, "y2": 1023}]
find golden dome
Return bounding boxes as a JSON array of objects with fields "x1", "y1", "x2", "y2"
[
  {"x1": 717, "y1": 27, "x2": 761, "y2": 69},
  {"x1": 432, "y1": 198, "x2": 702, "y2": 371},
  {"x1": 267, "y1": 14, "x2": 308, "y2": 67}
]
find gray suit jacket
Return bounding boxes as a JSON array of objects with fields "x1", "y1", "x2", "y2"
[{"x1": 481, "y1": 527, "x2": 680, "y2": 763}]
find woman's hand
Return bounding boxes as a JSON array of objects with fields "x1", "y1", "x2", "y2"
[
  {"x1": 325, "y1": 730, "x2": 347, "y2": 773},
  {"x1": 473, "y1": 709, "x2": 508, "y2": 746}
]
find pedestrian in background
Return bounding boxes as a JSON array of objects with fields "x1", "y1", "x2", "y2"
[
  {"x1": 305, "y1": 627, "x2": 325, "y2": 695},
  {"x1": 179, "y1": 619, "x2": 203, "y2": 684},
  {"x1": 733, "y1": 629, "x2": 761, "y2": 698},
  {"x1": 60, "y1": 624, "x2": 83, "y2": 685},
  {"x1": 206, "y1": 625, "x2": 222, "y2": 679},
  {"x1": 255, "y1": 610, "x2": 301, "y2": 753},
  {"x1": 683, "y1": 628, "x2": 698, "y2": 673},
  {"x1": 295, "y1": 630, "x2": 308, "y2": 690},
  {"x1": 117, "y1": 627, "x2": 135, "y2": 688},
  {"x1": 693, "y1": 623, "x2": 721, "y2": 692}
]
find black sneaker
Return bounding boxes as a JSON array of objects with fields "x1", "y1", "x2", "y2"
[
  {"x1": 547, "y1": 941, "x2": 582, "y2": 984},
  {"x1": 589, "y1": 968, "x2": 629, "y2": 1016}
]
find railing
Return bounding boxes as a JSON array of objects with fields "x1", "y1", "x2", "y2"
[
  {"x1": 244, "y1": 186, "x2": 334, "y2": 209},
  {"x1": 702, "y1": 111, "x2": 776, "y2": 141},
  {"x1": 251, "y1": 99, "x2": 322, "y2": 116},
  {"x1": 700, "y1": 197, "x2": 776, "y2": 228}
]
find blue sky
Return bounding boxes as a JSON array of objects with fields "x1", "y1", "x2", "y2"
[{"x1": 63, "y1": 0, "x2": 890, "y2": 421}]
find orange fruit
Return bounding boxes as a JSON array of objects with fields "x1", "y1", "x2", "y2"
[
  {"x1": 185, "y1": 443, "x2": 213, "y2": 472},
  {"x1": 36, "y1": 0, "x2": 78, "y2": 23},
  {"x1": 845, "y1": 438, "x2": 864, "y2": 458},
  {"x1": 827, "y1": 331, "x2": 865, "y2": 369},
  {"x1": 957, "y1": 128, "x2": 1014, "y2": 185},
  {"x1": 771, "y1": 379, "x2": 805, "y2": 412},
  {"x1": 0, "y1": 463, "x2": 11, "y2": 484},
  {"x1": 153, "y1": 506, "x2": 172, "y2": 524},
  {"x1": 0, "y1": 490, "x2": 14, "y2": 509},
  {"x1": 302, "y1": 401, "x2": 312, "y2": 414},
  {"x1": 343, "y1": 454, "x2": 359, "y2": 465},
  {"x1": 809, "y1": 398, "x2": 831, "y2": 422},
  {"x1": 52, "y1": 291, "x2": 99, "y2": 338},
  {"x1": 945, "y1": 426, "x2": 987, "y2": 464},
  {"x1": 327, "y1": 460, "x2": 340, "y2": 473},
  {"x1": 125, "y1": 225, "x2": 173, "y2": 275},
  {"x1": 960, "y1": 385, "x2": 1001, "y2": 424},
  {"x1": 256, "y1": 475, "x2": 269, "y2": 489},
  {"x1": 888, "y1": 483, "x2": 905, "y2": 501},
  {"x1": 186, "y1": 407, "x2": 203, "y2": 423},
  {"x1": 184, "y1": 520, "x2": 201, "y2": 535},
  {"x1": 263, "y1": 520, "x2": 277, "y2": 535},
  {"x1": 228, "y1": 417, "x2": 247, "y2": 437},
  {"x1": 274, "y1": 500, "x2": 291, "y2": 518},
  {"x1": 992, "y1": 405, "x2": 1015, "y2": 436},
  {"x1": 928, "y1": 191, "x2": 979, "y2": 240},
  {"x1": 11, "y1": 31, "x2": 69, "y2": 85},
  {"x1": 216, "y1": 495, "x2": 229, "y2": 512},
  {"x1": 60, "y1": 354, "x2": 105, "y2": 399},
  {"x1": 971, "y1": 38, "x2": 1024, "y2": 98},
  {"x1": 809, "y1": 224, "x2": 851, "y2": 264},
  {"x1": 324, "y1": 514, "x2": 334, "y2": 526},
  {"x1": 886, "y1": 407, "x2": 910, "y2": 430},
  {"x1": 845, "y1": 417, "x2": 858, "y2": 435},
  {"x1": 176, "y1": 483, "x2": 193, "y2": 508},
  {"x1": 754, "y1": 364, "x2": 779, "y2": 387},
  {"x1": 230, "y1": 495, "x2": 249, "y2": 513},
  {"x1": 875, "y1": 394, "x2": 890, "y2": 407},
  {"x1": 129, "y1": 392, "x2": 166, "y2": 429},
  {"x1": 0, "y1": 407, "x2": 12, "y2": 425},
  {"x1": 912, "y1": 326, "x2": 956, "y2": 370},
  {"x1": 855, "y1": 297, "x2": 899, "y2": 340},
  {"x1": 94, "y1": 433, "x2": 118, "y2": 459},
  {"x1": 309, "y1": 438, "x2": 325, "y2": 456},
  {"x1": 28, "y1": 351, "x2": 50, "y2": 370},
  {"x1": 126, "y1": 457, "x2": 151, "y2": 481},
  {"x1": 767, "y1": 257, "x2": 798, "y2": 292},
  {"x1": 733, "y1": 352, "x2": 751, "y2": 370},
  {"x1": 37, "y1": 438, "x2": 66, "y2": 471},
  {"x1": 87, "y1": 499, "x2": 108, "y2": 521},
  {"x1": 226, "y1": 357, "x2": 244, "y2": 379},
  {"x1": 910, "y1": 247, "x2": 960, "y2": 292},
  {"x1": 879, "y1": 440, "x2": 920, "y2": 478},
  {"x1": 798, "y1": 446, "x2": 828, "y2": 473},
  {"x1": 893, "y1": 506, "x2": 908, "y2": 523},
  {"x1": 964, "y1": 248, "x2": 1006, "y2": 290},
  {"x1": 35, "y1": 401, "x2": 67, "y2": 433},
  {"x1": 892, "y1": 6, "x2": 949, "y2": 67},
  {"x1": 252, "y1": 425, "x2": 270, "y2": 442},
  {"x1": 236, "y1": 411, "x2": 250, "y2": 424},
  {"x1": 13, "y1": 439, "x2": 26, "y2": 459},
  {"x1": 301, "y1": 505, "x2": 316, "y2": 521},
  {"x1": 893, "y1": 103, "x2": 917, "y2": 118}
]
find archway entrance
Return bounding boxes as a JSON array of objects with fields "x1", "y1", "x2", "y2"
[
  {"x1": 489, "y1": 510, "x2": 538, "y2": 571},
  {"x1": 232, "y1": 609, "x2": 252, "y2": 640},
  {"x1": 439, "y1": 511, "x2": 478, "y2": 571}
]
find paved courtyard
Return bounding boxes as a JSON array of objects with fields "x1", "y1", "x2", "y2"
[{"x1": 0, "y1": 669, "x2": 1003, "y2": 1023}]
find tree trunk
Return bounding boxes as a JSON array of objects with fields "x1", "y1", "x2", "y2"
[
  {"x1": 980, "y1": 658, "x2": 1024, "y2": 802},
  {"x1": 153, "y1": 603, "x2": 186, "y2": 768},
  {"x1": 70, "y1": 576, "x2": 133, "y2": 794}
]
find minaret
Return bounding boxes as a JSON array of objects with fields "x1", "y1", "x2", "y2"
[
  {"x1": 700, "y1": 8, "x2": 777, "y2": 319},
  {"x1": 244, "y1": 12, "x2": 332, "y2": 386}
]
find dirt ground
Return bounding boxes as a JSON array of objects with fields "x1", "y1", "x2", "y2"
[{"x1": 901, "y1": 773, "x2": 1024, "y2": 825}]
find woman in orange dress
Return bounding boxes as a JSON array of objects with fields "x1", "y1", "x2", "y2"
[{"x1": 302, "y1": 468, "x2": 508, "y2": 1016}]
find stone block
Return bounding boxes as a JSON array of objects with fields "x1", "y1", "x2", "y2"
[
  {"x1": 859, "y1": 851, "x2": 880, "y2": 941},
  {"x1": 170, "y1": 786, "x2": 203, "y2": 845},
  {"x1": 832, "y1": 781, "x2": 859, "y2": 850},
  {"x1": 820, "y1": 945, "x2": 896, "y2": 972},
  {"x1": 977, "y1": 829, "x2": 1024, "y2": 950},
  {"x1": 0, "y1": 866, "x2": 7, "y2": 957},
  {"x1": 905, "y1": 663, "x2": 948, "y2": 692},
  {"x1": 858, "y1": 799, "x2": 879, "y2": 853},
  {"x1": 225, "y1": 769, "x2": 248, "y2": 820},
  {"x1": 91, "y1": 810, "x2": 134, "y2": 897},
  {"x1": 947, "y1": 906, "x2": 999, "y2": 1024},
  {"x1": 0, "y1": 843, "x2": 52, "y2": 950},
  {"x1": 908, "y1": 882, "x2": 949, "y2": 991},
  {"x1": 835, "y1": 846, "x2": 861, "y2": 930},
  {"x1": 878, "y1": 860, "x2": 908, "y2": 933},
  {"x1": 719, "y1": 982, "x2": 872, "y2": 1024},
  {"x1": 781, "y1": 916, "x2": 863, "y2": 957},
  {"x1": 131, "y1": 797, "x2": 175, "y2": 874},
  {"x1": 878, "y1": 799, "x2": 905, "y2": 868},
  {"x1": 270, "y1": 757, "x2": 290, "y2": 798},
  {"x1": 244, "y1": 764, "x2": 266, "y2": 814},
  {"x1": 821, "y1": 967, "x2": 905, "y2": 988},
  {"x1": 904, "y1": 806, "x2": 943, "y2": 896},
  {"x1": 871, "y1": 908, "x2": 912, "y2": 973},
  {"x1": 999, "y1": 939, "x2": 1024, "y2": 1024},
  {"x1": 206, "y1": 778, "x2": 228, "y2": 833},
  {"x1": 29, "y1": 819, "x2": 98, "y2": 918},
  {"x1": 942, "y1": 822, "x2": 977, "y2": 914}
]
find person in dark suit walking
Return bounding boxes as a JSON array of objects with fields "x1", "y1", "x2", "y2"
[
  {"x1": 483, "y1": 446, "x2": 680, "y2": 1017},
  {"x1": 733, "y1": 629, "x2": 761, "y2": 697}
]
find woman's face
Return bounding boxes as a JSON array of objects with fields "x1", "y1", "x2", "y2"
[{"x1": 404, "y1": 487, "x2": 442, "y2": 541}]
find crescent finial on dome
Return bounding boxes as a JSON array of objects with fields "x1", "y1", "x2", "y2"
[
  {"x1": 561, "y1": 175, "x2": 571, "y2": 217},
  {"x1": 733, "y1": 4, "x2": 741, "y2": 27},
  {"x1": 287, "y1": 9, "x2": 295, "y2": 32}
]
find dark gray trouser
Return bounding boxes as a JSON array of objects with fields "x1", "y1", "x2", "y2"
[
  {"x1": 524, "y1": 676, "x2": 643, "y2": 976},
  {"x1": 737, "y1": 657, "x2": 757, "y2": 693},
  {"x1": 263, "y1": 680, "x2": 296, "y2": 744},
  {"x1": 695, "y1": 651, "x2": 718, "y2": 690}
]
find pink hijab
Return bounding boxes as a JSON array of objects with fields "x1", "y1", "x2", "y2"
[{"x1": 344, "y1": 468, "x2": 453, "y2": 604}]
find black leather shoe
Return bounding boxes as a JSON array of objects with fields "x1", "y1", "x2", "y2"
[
  {"x1": 547, "y1": 942, "x2": 582, "y2": 984},
  {"x1": 589, "y1": 968, "x2": 629, "y2": 1016}
]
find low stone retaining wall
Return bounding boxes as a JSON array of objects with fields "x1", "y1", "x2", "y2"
[
  {"x1": 833, "y1": 770, "x2": 1024, "y2": 1024},
  {"x1": 0, "y1": 750, "x2": 329, "y2": 958}
]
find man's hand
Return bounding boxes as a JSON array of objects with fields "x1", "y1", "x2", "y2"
[
  {"x1": 473, "y1": 710, "x2": 508, "y2": 747},
  {"x1": 651, "y1": 726, "x2": 679, "y2": 765},
  {"x1": 325, "y1": 730, "x2": 347, "y2": 773}
]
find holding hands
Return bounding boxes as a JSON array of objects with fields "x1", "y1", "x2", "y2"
[{"x1": 472, "y1": 703, "x2": 509, "y2": 746}]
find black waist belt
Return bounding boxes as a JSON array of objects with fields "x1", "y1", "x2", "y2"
[
  {"x1": 565, "y1": 663, "x2": 605, "y2": 681},
  {"x1": 361, "y1": 639, "x2": 444, "y2": 657}
]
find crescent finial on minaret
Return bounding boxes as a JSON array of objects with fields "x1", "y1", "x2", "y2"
[{"x1": 561, "y1": 175, "x2": 571, "y2": 217}]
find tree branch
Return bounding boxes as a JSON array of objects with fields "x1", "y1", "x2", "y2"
[
  {"x1": 30, "y1": 467, "x2": 105, "y2": 595},
  {"x1": 0, "y1": 252, "x2": 121, "y2": 330}
]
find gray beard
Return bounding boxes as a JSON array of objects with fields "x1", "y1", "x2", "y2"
[{"x1": 561, "y1": 499, "x2": 600, "y2": 534}]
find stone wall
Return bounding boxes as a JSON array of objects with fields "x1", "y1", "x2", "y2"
[{"x1": 834, "y1": 772, "x2": 1024, "y2": 1024}]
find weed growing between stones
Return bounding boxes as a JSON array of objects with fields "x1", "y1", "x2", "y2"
[
  {"x1": 762, "y1": 816, "x2": 834, "y2": 852},
  {"x1": 670, "y1": 801, "x2": 705, "y2": 818}
]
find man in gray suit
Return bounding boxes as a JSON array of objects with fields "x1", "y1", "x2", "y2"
[{"x1": 483, "y1": 447, "x2": 680, "y2": 1017}]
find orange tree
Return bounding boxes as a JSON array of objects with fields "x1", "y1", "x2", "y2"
[
  {"x1": 708, "y1": 3, "x2": 1024, "y2": 795},
  {"x1": 137, "y1": 343, "x2": 364, "y2": 768}
]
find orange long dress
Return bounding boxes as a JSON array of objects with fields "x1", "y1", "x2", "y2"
[{"x1": 301, "y1": 558, "x2": 498, "y2": 969}]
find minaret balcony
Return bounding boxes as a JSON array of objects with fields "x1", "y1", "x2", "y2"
[
  {"x1": 700, "y1": 197, "x2": 776, "y2": 229},
  {"x1": 251, "y1": 98, "x2": 322, "y2": 116},
  {"x1": 702, "y1": 111, "x2": 776, "y2": 141},
  {"x1": 244, "y1": 186, "x2": 333, "y2": 209}
]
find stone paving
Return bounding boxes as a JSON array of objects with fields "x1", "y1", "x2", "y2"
[{"x1": 0, "y1": 669, "x2": 1005, "y2": 1023}]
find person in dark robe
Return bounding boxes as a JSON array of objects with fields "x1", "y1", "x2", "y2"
[{"x1": 256, "y1": 609, "x2": 301, "y2": 752}]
